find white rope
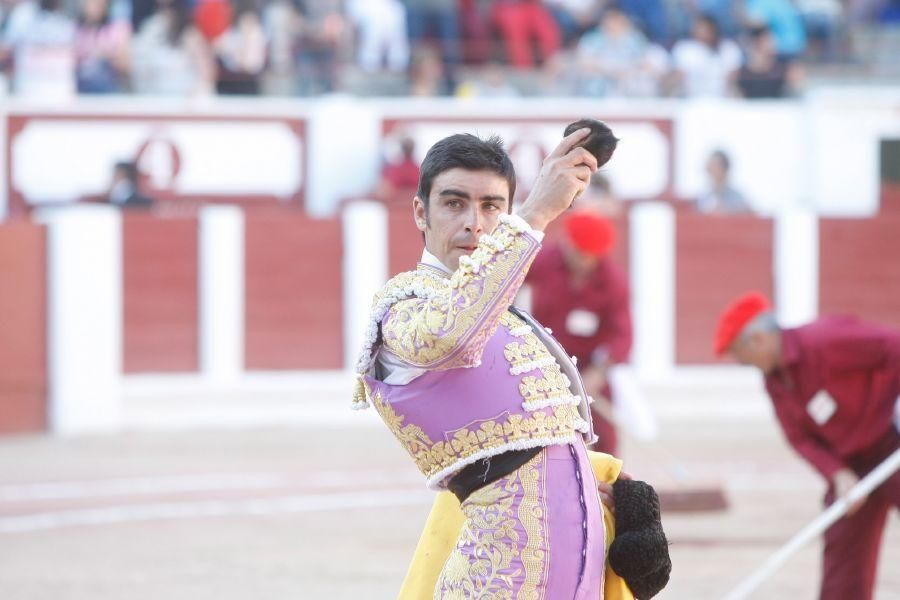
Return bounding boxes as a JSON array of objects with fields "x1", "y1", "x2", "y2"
[{"x1": 722, "y1": 447, "x2": 900, "y2": 600}]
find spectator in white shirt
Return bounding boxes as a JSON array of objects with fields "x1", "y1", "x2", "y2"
[
  {"x1": 1, "y1": 0, "x2": 76, "y2": 98},
  {"x1": 131, "y1": 0, "x2": 215, "y2": 96},
  {"x1": 346, "y1": 0, "x2": 409, "y2": 73},
  {"x1": 670, "y1": 13, "x2": 741, "y2": 97},
  {"x1": 576, "y1": 4, "x2": 668, "y2": 97}
]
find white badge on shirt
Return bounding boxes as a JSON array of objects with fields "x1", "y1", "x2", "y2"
[
  {"x1": 565, "y1": 309, "x2": 600, "y2": 337},
  {"x1": 807, "y1": 391, "x2": 837, "y2": 426}
]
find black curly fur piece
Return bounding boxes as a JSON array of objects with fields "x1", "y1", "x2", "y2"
[
  {"x1": 563, "y1": 119, "x2": 619, "y2": 168},
  {"x1": 609, "y1": 479, "x2": 672, "y2": 600}
]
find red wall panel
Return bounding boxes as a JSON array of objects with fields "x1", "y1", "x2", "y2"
[
  {"x1": 123, "y1": 215, "x2": 199, "y2": 372},
  {"x1": 245, "y1": 212, "x2": 343, "y2": 369},
  {"x1": 881, "y1": 183, "x2": 900, "y2": 216},
  {"x1": 675, "y1": 215, "x2": 774, "y2": 364},
  {"x1": 387, "y1": 199, "x2": 423, "y2": 277},
  {"x1": 0, "y1": 223, "x2": 46, "y2": 432},
  {"x1": 819, "y1": 216, "x2": 900, "y2": 329}
]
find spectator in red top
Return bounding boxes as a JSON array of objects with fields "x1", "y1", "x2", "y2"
[
  {"x1": 375, "y1": 137, "x2": 421, "y2": 202},
  {"x1": 492, "y1": 0, "x2": 561, "y2": 69},
  {"x1": 716, "y1": 292, "x2": 900, "y2": 600},
  {"x1": 522, "y1": 211, "x2": 632, "y2": 454},
  {"x1": 193, "y1": 0, "x2": 231, "y2": 42}
]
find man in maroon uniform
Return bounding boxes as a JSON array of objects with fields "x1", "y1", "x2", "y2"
[
  {"x1": 524, "y1": 211, "x2": 632, "y2": 455},
  {"x1": 716, "y1": 292, "x2": 900, "y2": 600}
]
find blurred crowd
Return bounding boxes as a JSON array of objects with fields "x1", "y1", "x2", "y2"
[
  {"x1": 0, "y1": 0, "x2": 898, "y2": 99},
  {"x1": 375, "y1": 136, "x2": 754, "y2": 217}
]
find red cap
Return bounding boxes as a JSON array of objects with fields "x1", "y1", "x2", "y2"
[
  {"x1": 564, "y1": 212, "x2": 616, "y2": 258},
  {"x1": 194, "y1": 0, "x2": 233, "y2": 40},
  {"x1": 714, "y1": 292, "x2": 771, "y2": 356}
]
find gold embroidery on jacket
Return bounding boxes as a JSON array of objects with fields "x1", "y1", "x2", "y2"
[
  {"x1": 369, "y1": 391, "x2": 584, "y2": 483},
  {"x1": 436, "y1": 472, "x2": 522, "y2": 598},
  {"x1": 434, "y1": 452, "x2": 550, "y2": 599},
  {"x1": 519, "y1": 370, "x2": 572, "y2": 405},
  {"x1": 381, "y1": 221, "x2": 539, "y2": 369},
  {"x1": 504, "y1": 335, "x2": 554, "y2": 372},
  {"x1": 504, "y1": 326, "x2": 575, "y2": 410},
  {"x1": 517, "y1": 452, "x2": 549, "y2": 600}
]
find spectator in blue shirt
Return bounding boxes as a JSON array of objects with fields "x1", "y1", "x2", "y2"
[{"x1": 744, "y1": 0, "x2": 807, "y2": 58}]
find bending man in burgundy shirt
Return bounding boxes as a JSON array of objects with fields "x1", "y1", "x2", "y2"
[
  {"x1": 716, "y1": 292, "x2": 900, "y2": 600},
  {"x1": 522, "y1": 211, "x2": 632, "y2": 455}
]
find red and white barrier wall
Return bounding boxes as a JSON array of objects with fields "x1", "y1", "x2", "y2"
[
  {"x1": 3, "y1": 202, "x2": 900, "y2": 434},
  {"x1": 0, "y1": 221, "x2": 46, "y2": 432},
  {"x1": 1, "y1": 92, "x2": 899, "y2": 434}
]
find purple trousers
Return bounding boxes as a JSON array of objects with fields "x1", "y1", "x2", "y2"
[{"x1": 436, "y1": 441, "x2": 605, "y2": 599}]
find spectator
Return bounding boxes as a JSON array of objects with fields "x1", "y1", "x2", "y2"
[
  {"x1": 407, "y1": 43, "x2": 444, "y2": 95},
  {"x1": 213, "y1": 0, "x2": 267, "y2": 94},
  {"x1": 696, "y1": 149, "x2": 752, "y2": 214},
  {"x1": 0, "y1": 0, "x2": 12, "y2": 92},
  {"x1": 619, "y1": 0, "x2": 668, "y2": 44},
  {"x1": 374, "y1": 136, "x2": 420, "y2": 202},
  {"x1": 74, "y1": 0, "x2": 131, "y2": 93},
  {"x1": 404, "y1": 0, "x2": 460, "y2": 90},
  {"x1": 544, "y1": 0, "x2": 603, "y2": 45},
  {"x1": 535, "y1": 50, "x2": 573, "y2": 95},
  {"x1": 293, "y1": 0, "x2": 347, "y2": 95},
  {"x1": 131, "y1": 0, "x2": 215, "y2": 96},
  {"x1": 796, "y1": 0, "x2": 844, "y2": 60},
  {"x1": 107, "y1": 161, "x2": 154, "y2": 209},
  {"x1": 455, "y1": 59, "x2": 520, "y2": 97},
  {"x1": 671, "y1": 13, "x2": 742, "y2": 97},
  {"x1": 491, "y1": 0, "x2": 562, "y2": 69},
  {"x1": 736, "y1": 25, "x2": 802, "y2": 98},
  {"x1": 456, "y1": 0, "x2": 491, "y2": 62},
  {"x1": 131, "y1": 0, "x2": 155, "y2": 34},
  {"x1": 260, "y1": 0, "x2": 298, "y2": 95},
  {"x1": 695, "y1": 0, "x2": 742, "y2": 37},
  {"x1": 346, "y1": 0, "x2": 409, "y2": 73},
  {"x1": 1, "y1": 0, "x2": 76, "y2": 98},
  {"x1": 744, "y1": 0, "x2": 807, "y2": 58},
  {"x1": 193, "y1": 0, "x2": 231, "y2": 42},
  {"x1": 575, "y1": 4, "x2": 668, "y2": 97}
]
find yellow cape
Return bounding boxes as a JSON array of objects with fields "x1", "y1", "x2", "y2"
[{"x1": 398, "y1": 450, "x2": 634, "y2": 599}]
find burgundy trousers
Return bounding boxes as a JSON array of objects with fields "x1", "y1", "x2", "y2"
[
  {"x1": 589, "y1": 406, "x2": 618, "y2": 456},
  {"x1": 491, "y1": 1, "x2": 560, "y2": 69},
  {"x1": 820, "y1": 427, "x2": 900, "y2": 600}
]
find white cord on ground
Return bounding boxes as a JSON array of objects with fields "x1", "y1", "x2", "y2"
[{"x1": 722, "y1": 447, "x2": 900, "y2": 600}]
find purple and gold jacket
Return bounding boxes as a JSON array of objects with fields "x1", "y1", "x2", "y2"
[{"x1": 353, "y1": 214, "x2": 596, "y2": 489}]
